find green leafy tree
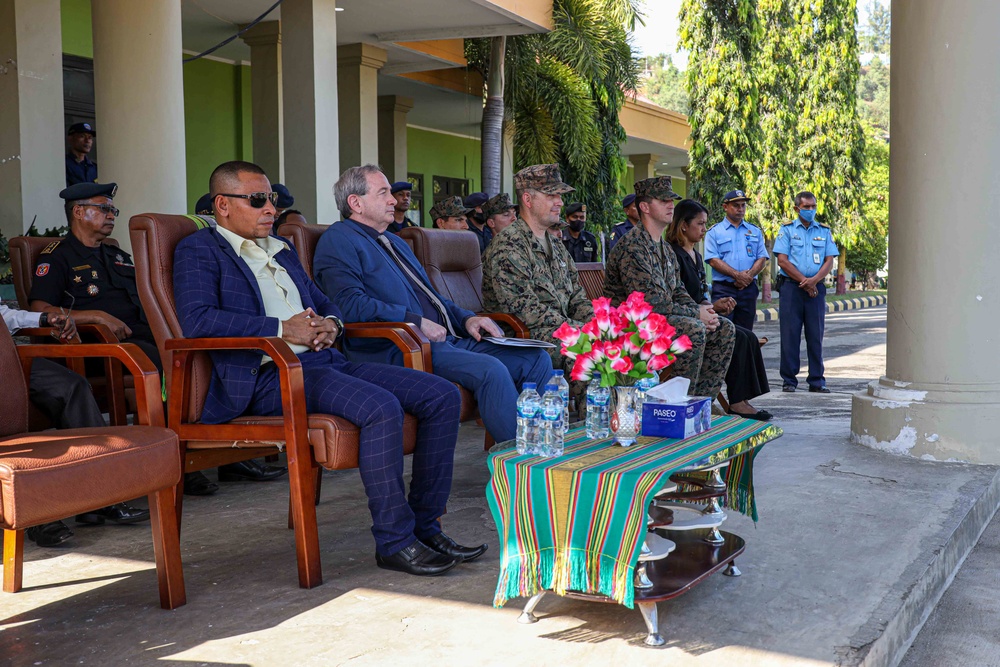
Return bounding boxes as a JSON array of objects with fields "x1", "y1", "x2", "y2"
[
  {"x1": 641, "y1": 54, "x2": 690, "y2": 115},
  {"x1": 467, "y1": 0, "x2": 642, "y2": 231},
  {"x1": 857, "y1": 55, "x2": 889, "y2": 135},
  {"x1": 859, "y1": 1, "x2": 891, "y2": 54},
  {"x1": 847, "y1": 126, "x2": 888, "y2": 287}
]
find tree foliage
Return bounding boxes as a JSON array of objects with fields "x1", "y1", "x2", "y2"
[
  {"x1": 467, "y1": 0, "x2": 641, "y2": 231},
  {"x1": 847, "y1": 126, "x2": 888, "y2": 286},
  {"x1": 859, "y1": 0, "x2": 891, "y2": 54},
  {"x1": 857, "y1": 55, "x2": 889, "y2": 136},
  {"x1": 641, "y1": 54, "x2": 689, "y2": 115}
]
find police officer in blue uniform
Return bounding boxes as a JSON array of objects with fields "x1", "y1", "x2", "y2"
[
  {"x1": 607, "y1": 193, "x2": 639, "y2": 253},
  {"x1": 561, "y1": 203, "x2": 600, "y2": 263},
  {"x1": 65, "y1": 122, "x2": 98, "y2": 186},
  {"x1": 704, "y1": 189, "x2": 769, "y2": 330},
  {"x1": 464, "y1": 192, "x2": 493, "y2": 252},
  {"x1": 773, "y1": 190, "x2": 839, "y2": 393},
  {"x1": 388, "y1": 181, "x2": 418, "y2": 234}
]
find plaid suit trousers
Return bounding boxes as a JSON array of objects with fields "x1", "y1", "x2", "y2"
[{"x1": 248, "y1": 348, "x2": 461, "y2": 555}]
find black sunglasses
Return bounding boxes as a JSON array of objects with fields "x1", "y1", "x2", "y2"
[{"x1": 218, "y1": 192, "x2": 279, "y2": 208}]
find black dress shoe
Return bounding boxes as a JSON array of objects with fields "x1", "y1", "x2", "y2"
[
  {"x1": 76, "y1": 502, "x2": 150, "y2": 525},
  {"x1": 808, "y1": 386, "x2": 831, "y2": 393},
  {"x1": 729, "y1": 409, "x2": 772, "y2": 422},
  {"x1": 26, "y1": 521, "x2": 73, "y2": 547},
  {"x1": 782, "y1": 385, "x2": 796, "y2": 393},
  {"x1": 218, "y1": 459, "x2": 288, "y2": 482},
  {"x1": 375, "y1": 540, "x2": 461, "y2": 576},
  {"x1": 422, "y1": 532, "x2": 489, "y2": 563},
  {"x1": 184, "y1": 471, "x2": 219, "y2": 496}
]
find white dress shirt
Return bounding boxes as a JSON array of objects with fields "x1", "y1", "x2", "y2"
[{"x1": 1, "y1": 304, "x2": 42, "y2": 335}]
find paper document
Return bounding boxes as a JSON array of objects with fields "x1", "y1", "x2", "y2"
[{"x1": 484, "y1": 337, "x2": 557, "y2": 349}]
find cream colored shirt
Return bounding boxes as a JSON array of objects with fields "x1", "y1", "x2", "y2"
[{"x1": 215, "y1": 224, "x2": 309, "y2": 357}]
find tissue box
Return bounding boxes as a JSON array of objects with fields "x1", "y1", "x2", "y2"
[{"x1": 641, "y1": 396, "x2": 712, "y2": 439}]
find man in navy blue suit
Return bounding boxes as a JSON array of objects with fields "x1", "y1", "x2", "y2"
[
  {"x1": 173, "y1": 161, "x2": 487, "y2": 576},
  {"x1": 313, "y1": 165, "x2": 553, "y2": 444}
]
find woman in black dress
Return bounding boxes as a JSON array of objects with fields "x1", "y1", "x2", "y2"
[{"x1": 667, "y1": 199, "x2": 772, "y2": 420}]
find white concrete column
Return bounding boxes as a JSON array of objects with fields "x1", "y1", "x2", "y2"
[
  {"x1": 281, "y1": 0, "x2": 340, "y2": 224},
  {"x1": 852, "y1": 0, "x2": 1000, "y2": 463},
  {"x1": 241, "y1": 20, "x2": 283, "y2": 183},
  {"x1": 337, "y1": 43, "x2": 387, "y2": 171},
  {"x1": 91, "y1": 0, "x2": 186, "y2": 253},
  {"x1": 630, "y1": 153, "x2": 659, "y2": 182},
  {"x1": 0, "y1": 0, "x2": 65, "y2": 240},
  {"x1": 377, "y1": 95, "x2": 413, "y2": 183}
]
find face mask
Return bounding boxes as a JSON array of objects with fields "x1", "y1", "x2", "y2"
[
  {"x1": 568, "y1": 220, "x2": 585, "y2": 232},
  {"x1": 799, "y1": 209, "x2": 816, "y2": 224},
  {"x1": 470, "y1": 211, "x2": 487, "y2": 225}
]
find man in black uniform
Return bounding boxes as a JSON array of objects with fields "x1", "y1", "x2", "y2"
[
  {"x1": 608, "y1": 193, "x2": 639, "y2": 252},
  {"x1": 388, "y1": 181, "x2": 418, "y2": 233},
  {"x1": 30, "y1": 183, "x2": 284, "y2": 492},
  {"x1": 65, "y1": 122, "x2": 98, "y2": 187},
  {"x1": 561, "y1": 202, "x2": 600, "y2": 263},
  {"x1": 463, "y1": 192, "x2": 493, "y2": 252}
]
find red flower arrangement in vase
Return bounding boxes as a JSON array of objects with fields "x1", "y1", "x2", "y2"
[{"x1": 552, "y1": 292, "x2": 692, "y2": 445}]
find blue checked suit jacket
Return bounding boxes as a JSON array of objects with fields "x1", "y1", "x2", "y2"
[
  {"x1": 312, "y1": 219, "x2": 474, "y2": 362},
  {"x1": 173, "y1": 226, "x2": 343, "y2": 424}
]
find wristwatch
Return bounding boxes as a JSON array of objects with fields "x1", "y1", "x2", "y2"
[
  {"x1": 39, "y1": 312, "x2": 49, "y2": 327},
  {"x1": 326, "y1": 315, "x2": 345, "y2": 340}
]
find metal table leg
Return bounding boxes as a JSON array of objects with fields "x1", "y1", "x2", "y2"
[
  {"x1": 518, "y1": 591, "x2": 546, "y2": 624},
  {"x1": 724, "y1": 560, "x2": 742, "y2": 577},
  {"x1": 637, "y1": 601, "x2": 666, "y2": 646}
]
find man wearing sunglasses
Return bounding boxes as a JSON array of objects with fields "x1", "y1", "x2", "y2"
[
  {"x1": 173, "y1": 161, "x2": 484, "y2": 576},
  {"x1": 29, "y1": 183, "x2": 283, "y2": 494}
]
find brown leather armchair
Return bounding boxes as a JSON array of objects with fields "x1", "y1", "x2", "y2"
[
  {"x1": 0, "y1": 321, "x2": 185, "y2": 609},
  {"x1": 9, "y1": 235, "x2": 133, "y2": 426},
  {"x1": 128, "y1": 213, "x2": 428, "y2": 589}
]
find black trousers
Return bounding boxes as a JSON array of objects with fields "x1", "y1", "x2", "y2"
[
  {"x1": 724, "y1": 324, "x2": 770, "y2": 404},
  {"x1": 29, "y1": 359, "x2": 106, "y2": 429}
]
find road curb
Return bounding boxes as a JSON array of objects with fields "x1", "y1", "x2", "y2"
[{"x1": 756, "y1": 294, "x2": 887, "y2": 323}]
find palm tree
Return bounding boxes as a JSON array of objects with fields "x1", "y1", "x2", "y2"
[{"x1": 468, "y1": 0, "x2": 642, "y2": 229}]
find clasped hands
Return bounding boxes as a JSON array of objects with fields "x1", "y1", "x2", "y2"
[
  {"x1": 732, "y1": 270, "x2": 755, "y2": 290},
  {"x1": 798, "y1": 276, "x2": 820, "y2": 298},
  {"x1": 699, "y1": 304, "x2": 721, "y2": 332},
  {"x1": 282, "y1": 308, "x2": 340, "y2": 351}
]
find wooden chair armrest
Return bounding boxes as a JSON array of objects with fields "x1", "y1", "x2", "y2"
[
  {"x1": 478, "y1": 312, "x2": 531, "y2": 339},
  {"x1": 342, "y1": 322, "x2": 431, "y2": 372},
  {"x1": 20, "y1": 323, "x2": 119, "y2": 344},
  {"x1": 16, "y1": 343, "x2": 163, "y2": 427}
]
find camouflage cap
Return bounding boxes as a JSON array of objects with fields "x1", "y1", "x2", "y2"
[
  {"x1": 634, "y1": 176, "x2": 681, "y2": 201},
  {"x1": 483, "y1": 192, "x2": 516, "y2": 217},
  {"x1": 429, "y1": 196, "x2": 471, "y2": 221},
  {"x1": 513, "y1": 164, "x2": 575, "y2": 195}
]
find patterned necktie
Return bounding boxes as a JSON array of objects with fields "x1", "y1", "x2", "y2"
[{"x1": 377, "y1": 234, "x2": 458, "y2": 337}]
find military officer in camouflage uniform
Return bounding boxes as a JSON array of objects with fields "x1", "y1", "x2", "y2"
[
  {"x1": 482, "y1": 192, "x2": 517, "y2": 240},
  {"x1": 482, "y1": 164, "x2": 593, "y2": 384},
  {"x1": 604, "y1": 176, "x2": 735, "y2": 399},
  {"x1": 431, "y1": 196, "x2": 473, "y2": 231}
]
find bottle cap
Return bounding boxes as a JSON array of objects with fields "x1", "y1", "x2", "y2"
[
  {"x1": 523, "y1": 382, "x2": 537, "y2": 390},
  {"x1": 553, "y1": 370, "x2": 564, "y2": 377},
  {"x1": 592, "y1": 372, "x2": 601, "y2": 380}
]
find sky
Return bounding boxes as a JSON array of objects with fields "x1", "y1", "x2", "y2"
[{"x1": 630, "y1": 0, "x2": 888, "y2": 68}]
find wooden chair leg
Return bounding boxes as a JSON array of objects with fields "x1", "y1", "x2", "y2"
[
  {"x1": 314, "y1": 466, "x2": 323, "y2": 506},
  {"x1": 148, "y1": 487, "x2": 186, "y2": 609},
  {"x1": 173, "y1": 476, "x2": 185, "y2": 538},
  {"x1": 287, "y1": 455, "x2": 322, "y2": 589},
  {"x1": 717, "y1": 393, "x2": 731, "y2": 414},
  {"x1": 3, "y1": 529, "x2": 24, "y2": 593}
]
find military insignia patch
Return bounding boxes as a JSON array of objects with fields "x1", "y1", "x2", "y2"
[
  {"x1": 91, "y1": 270, "x2": 99, "y2": 279},
  {"x1": 35, "y1": 263, "x2": 50, "y2": 277},
  {"x1": 87, "y1": 284, "x2": 99, "y2": 296},
  {"x1": 116, "y1": 254, "x2": 124, "y2": 262},
  {"x1": 40, "y1": 241, "x2": 60, "y2": 255},
  {"x1": 73, "y1": 275, "x2": 82, "y2": 283}
]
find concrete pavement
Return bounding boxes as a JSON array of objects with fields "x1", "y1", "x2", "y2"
[{"x1": 1, "y1": 305, "x2": 997, "y2": 667}]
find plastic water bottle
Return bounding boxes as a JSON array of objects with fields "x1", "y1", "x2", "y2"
[
  {"x1": 552, "y1": 369, "x2": 571, "y2": 432},
  {"x1": 636, "y1": 375, "x2": 658, "y2": 404},
  {"x1": 515, "y1": 383, "x2": 542, "y2": 455},
  {"x1": 539, "y1": 384, "x2": 565, "y2": 458},
  {"x1": 586, "y1": 373, "x2": 611, "y2": 439}
]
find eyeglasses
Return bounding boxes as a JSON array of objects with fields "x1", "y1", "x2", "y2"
[
  {"x1": 218, "y1": 192, "x2": 279, "y2": 208},
  {"x1": 77, "y1": 203, "x2": 120, "y2": 217},
  {"x1": 51, "y1": 291, "x2": 75, "y2": 339}
]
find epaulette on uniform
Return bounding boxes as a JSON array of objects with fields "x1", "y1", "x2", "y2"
[
  {"x1": 782, "y1": 221, "x2": 794, "y2": 226},
  {"x1": 40, "y1": 240, "x2": 62, "y2": 254},
  {"x1": 819, "y1": 223, "x2": 831, "y2": 228}
]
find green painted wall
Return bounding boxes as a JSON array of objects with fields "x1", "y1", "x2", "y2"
[
  {"x1": 407, "y1": 127, "x2": 481, "y2": 225},
  {"x1": 61, "y1": 0, "x2": 92, "y2": 58},
  {"x1": 183, "y1": 59, "x2": 253, "y2": 211}
]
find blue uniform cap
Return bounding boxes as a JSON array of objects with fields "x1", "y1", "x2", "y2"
[
  {"x1": 390, "y1": 181, "x2": 413, "y2": 194},
  {"x1": 622, "y1": 193, "x2": 636, "y2": 208},
  {"x1": 272, "y1": 183, "x2": 294, "y2": 209},
  {"x1": 722, "y1": 190, "x2": 750, "y2": 204},
  {"x1": 463, "y1": 192, "x2": 489, "y2": 208},
  {"x1": 195, "y1": 193, "x2": 214, "y2": 214},
  {"x1": 59, "y1": 182, "x2": 117, "y2": 200},
  {"x1": 67, "y1": 122, "x2": 96, "y2": 136}
]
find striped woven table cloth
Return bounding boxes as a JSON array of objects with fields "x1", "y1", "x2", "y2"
[{"x1": 487, "y1": 415, "x2": 782, "y2": 609}]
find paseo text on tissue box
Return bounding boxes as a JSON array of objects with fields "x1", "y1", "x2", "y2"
[{"x1": 641, "y1": 396, "x2": 712, "y2": 439}]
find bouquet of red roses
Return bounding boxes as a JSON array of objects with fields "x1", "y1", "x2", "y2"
[{"x1": 552, "y1": 292, "x2": 692, "y2": 387}]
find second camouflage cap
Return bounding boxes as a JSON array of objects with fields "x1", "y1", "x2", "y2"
[
  {"x1": 634, "y1": 176, "x2": 681, "y2": 201},
  {"x1": 430, "y1": 196, "x2": 471, "y2": 220},
  {"x1": 483, "y1": 192, "x2": 516, "y2": 217},
  {"x1": 514, "y1": 164, "x2": 575, "y2": 195}
]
